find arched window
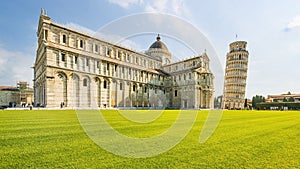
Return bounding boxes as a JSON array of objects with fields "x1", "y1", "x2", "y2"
[
  {"x1": 120, "y1": 82, "x2": 123, "y2": 90},
  {"x1": 117, "y1": 51, "x2": 121, "y2": 59},
  {"x1": 133, "y1": 85, "x2": 136, "y2": 92},
  {"x1": 79, "y1": 39, "x2": 84, "y2": 48},
  {"x1": 103, "y1": 80, "x2": 107, "y2": 89},
  {"x1": 106, "y1": 48, "x2": 110, "y2": 56},
  {"x1": 94, "y1": 44, "x2": 99, "y2": 52},
  {"x1": 83, "y1": 79, "x2": 87, "y2": 87},
  {"x1": 62, "y1": 34, "x2": 67, "y2": 43},
  {"x1": 61, "y1": 53, "x2": 65, "y2": 62}
]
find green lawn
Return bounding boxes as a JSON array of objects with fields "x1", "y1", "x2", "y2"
[{"x1": 0, "y1": 109, "x2": 299, "y2": 168}]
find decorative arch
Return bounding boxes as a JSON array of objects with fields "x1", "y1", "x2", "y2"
[
  {"x1": 101, "y1": 77, "x2": 110, "y2": 108},
  {"x1": 95, "y1": 77, "x2": 102, "y2": 107},
  {"x1": 114, "y1": 80, "x2": 125, "y2": 107},
  {"x1": 81, "y1": 75, "x2": 91, "y2": 107},
  {"x1": 56, "y1": 71, "x2": 68, "y2": 107},
  {"x1": 71, "y1": 73, "x2": 80, "y2": 107},
  {"x1": 57, "y1": 71, "x2": 68, "y2": 79},
  {"x1": 83, "y1": 79, "x2": 88, "y2": 87}
]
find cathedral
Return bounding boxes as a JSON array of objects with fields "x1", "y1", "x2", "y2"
[{"x1": 34, "y1": 11, "x2": 214, "y2": 109}]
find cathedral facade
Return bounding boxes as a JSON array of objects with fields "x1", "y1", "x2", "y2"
[{"x1": 34, "y1": 11, "x2": 214, "y2": 109}]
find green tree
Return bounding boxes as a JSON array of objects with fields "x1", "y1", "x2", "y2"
[
  {"x1": 252, "y1": 95, "x2": 266, "y2": 109},
  {"x1": 252, "y1": 96, "x2": 256, "y2": 108},
  {"x1": 283, "y1": 97, "x2": 288, "y2": 102},
  {"x1": 244, "y1": 98, "x2": 248, "y2": 108},
  {"x1": 288, "y1": 97, "x2": 295, "y2": 102}
]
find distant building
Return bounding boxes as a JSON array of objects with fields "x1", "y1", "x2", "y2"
[
  {"x1": 246, "y1": 99, "x2": 252, "y2": 108},
  {"x1": 214, "y1": 95, "x2": 222, "y2": 109},
  {"x1": 33, "y1": 10, "x2": 214, "y2": 109},
  {"x1": 254, "y1": 93, "x2": 300, "y2": 110},
  {"x1": 222, "y1": 41, "x2": 249, "y2": 109},
  {"x1": 266, "y1": 93, "x2": 300, "y2": 103},
  {"x1": 0, "y1": 82, "x2": 34, "y2": 107}
]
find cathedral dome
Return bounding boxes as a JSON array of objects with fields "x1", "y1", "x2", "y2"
[{"x1": 149, "y1": 34, "x2": 169, "y2": 51}]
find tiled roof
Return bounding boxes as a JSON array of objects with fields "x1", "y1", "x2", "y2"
[{"x1": 0, "y1": 86, "x2": 16, "y2": 90}]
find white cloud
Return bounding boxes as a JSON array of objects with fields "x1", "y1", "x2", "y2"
[
  {"x1": 287, "y1": 14, "x2": 300, "y2": 29},
  {"x1": 107, "y1": 0, "x2": 188, "y2": 16},
  {"x1": 0, "y1": 47, "x2": 34, "y2": 86},
  {"x1": 108, "y1": 0, "x2": 143, "y2": 9},
  {"x1": 145, "y1": 0, "x2": 186, "y2": 16},
  {"x1": 145, "y1": 0, "x2": 168, "y2": 13}
]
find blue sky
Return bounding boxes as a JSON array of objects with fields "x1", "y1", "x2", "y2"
[{"x1": 0, "y1": 0, "x2": 300, "y2": 98}]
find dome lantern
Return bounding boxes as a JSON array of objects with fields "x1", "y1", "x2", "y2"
[{"x1": 149, "y1": 34, "x2": 169, "y2": 51}]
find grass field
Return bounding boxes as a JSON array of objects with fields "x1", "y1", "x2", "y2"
[{"x1": 0, "y1": 109, "x2": 299, "y2": 168}]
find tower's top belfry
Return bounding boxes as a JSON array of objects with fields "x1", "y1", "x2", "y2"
[{"x1": 229, "y1": 41, "x2": 248, "y2": 53}]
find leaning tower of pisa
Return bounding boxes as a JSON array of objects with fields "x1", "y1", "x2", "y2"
[{"x1": 222, "y1": 41, "x2": 249, "y2": 109}]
